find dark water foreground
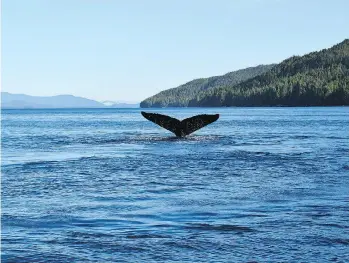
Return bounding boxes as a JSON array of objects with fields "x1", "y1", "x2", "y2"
[{"x1": 2, "y1": 107, "x2": 349, "y2": 262}]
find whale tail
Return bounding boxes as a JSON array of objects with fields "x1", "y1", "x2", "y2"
[{"x1": 141, "y1": 112, "x2": 219, "y2": 137}]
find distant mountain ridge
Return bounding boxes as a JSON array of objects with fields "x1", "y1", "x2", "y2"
[
  {"x1": 141, "y1": 39, "x2": 349, "y2": 107},
  {"x1": 140, "y1": 64, "x2": 275, "y2": 107},
  {"x1": 1, "y1": 92, "x2": 139, "y2": 108}
]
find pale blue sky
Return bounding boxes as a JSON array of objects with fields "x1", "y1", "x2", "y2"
[{"x1": 2, "y1": 0, "x2": 348, "y2": 102}]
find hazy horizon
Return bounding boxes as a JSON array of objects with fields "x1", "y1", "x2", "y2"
[
  {"x1": 0, "y1": 91, "x2": 140, "y2": 104},
  {"x1": 2, "y1": 0, "x2": 349, "y2": 102}
]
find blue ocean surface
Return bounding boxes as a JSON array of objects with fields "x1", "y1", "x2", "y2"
[{"x1": 2, "y1": 107, "x2": 349, "y2": 262}]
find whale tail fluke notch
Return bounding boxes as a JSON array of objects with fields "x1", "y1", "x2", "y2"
[{"x1": 141, "y1": 111, "x2": 219, "y2": 137}]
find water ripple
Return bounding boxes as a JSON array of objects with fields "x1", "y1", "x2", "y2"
[{"x1": 2, "y1": 107, "x2": 349, "y2": 262}]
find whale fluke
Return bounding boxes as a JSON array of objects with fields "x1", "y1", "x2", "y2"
[{"x1": 141, "y1": 112, "x2": 219, "y2": 137}]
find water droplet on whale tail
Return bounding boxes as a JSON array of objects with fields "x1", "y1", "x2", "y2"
[{"x1": 141, "y1": 111, "x2": 219, "y2": 137}]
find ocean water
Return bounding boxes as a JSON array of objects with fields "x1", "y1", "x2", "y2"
[{"x1": 1, "y1": 107, "x2": 349, "y2": 263}]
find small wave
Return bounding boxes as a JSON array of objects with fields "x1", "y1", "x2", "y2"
[
  {"x1": 162, "y1": 240, "x2": 199, "y2": 250},
  {"x1": 2, "y1": 153, "x2": 112, "y2": 168},
  {"x1": 332, "y1": 239, "x2": 349, "y2": 245},
  {"x1": 146, "y1": 187, "x2": 183, "y2": 194},
  {"x1": 325, "y1": 136, "x2": 348, "y2": 139},
  {"x1": 151, "y1": 224, "x2": 174, "y2": 228},
  {"x1": 94, "y1": 138, "x2": 126, "y2": 144},
  {"x1": 304, "y1": 212, "x2": 333, "y2": 218},
  {"x1": 2, "y1": 253, "x2": 77, "y2": 263},
  {"x1": 68, "y1": 231, "x2": 115, "y2": 239},
  {"x1": 342, "y1": 165, "x2": 349, "y2": 170},
  {"x1": 126, "y1": 233, "x2": 168, "y2": 239},
  {"x1": 184, "y1": 223, "x2": 254, "y2": 232},
  {"x1": 337, "y1": 148, "x2": 349, "y2": 153},
  {"x1": 254, "y1": 151, "x2": 271, "y2": 155},
  {"x1": 189, "y1": 212, "x2": 219, "y2": 217},
  {"x1": 321, "y1": 238, "x2": 349, "y2": 246},
  {"x1": 317, "y1": 223, "x2": 349, "y2": 229},
  {"x1": 234, "y1": 213, "x2": 268, "y2": 218},
  {"x1": 22, "y1": 160, "x2": 60, "y2": 166},
  {"x1": 290, "y1": 135, "x2": 313, "y2": 139}
]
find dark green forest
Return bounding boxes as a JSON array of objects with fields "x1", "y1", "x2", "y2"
[
  {"x1": 141, "y1": 39, "x2": 349, "y2": 107},
  {"x1": 140, "y1": 65, "x2": 275, "y2": 107}
]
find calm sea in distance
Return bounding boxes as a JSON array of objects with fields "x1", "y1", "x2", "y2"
[{"x1": 2, "y1": 107, "x2": 349, "y2": 262}]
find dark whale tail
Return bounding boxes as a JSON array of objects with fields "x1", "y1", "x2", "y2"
[{"x1": 141, "y1": 112, "x2": 219, "y2": 137}]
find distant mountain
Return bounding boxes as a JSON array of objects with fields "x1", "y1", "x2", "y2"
[
  {"x1": 1, "y1": 92, "x2": 139, "y2": 109},
  {"x1": 189, "y1": 39, "x2": 349, "y2": 106},
  {"x1": 140, "y1": 64, "x2": 275, "y2": 108},
  {"x1": 1, "y1": 92, "x2": 105, "y2": 108}
]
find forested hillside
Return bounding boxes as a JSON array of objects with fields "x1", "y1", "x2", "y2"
[
  {"x1": 141, "y1": 39, "x2": 349, "y2": 107},
  {"x1": 140, "y1": 64, "x2": 275, "y2": 107},
  {"x1": 190, "y1": 39, "x2": 349, "y2": 106}
]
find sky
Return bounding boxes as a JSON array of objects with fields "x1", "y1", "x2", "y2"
[{"x1": 2, "y1": 0, "x2": 349, "y2": 102}]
